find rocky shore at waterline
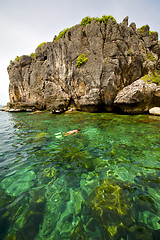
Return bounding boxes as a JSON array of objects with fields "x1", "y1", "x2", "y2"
[{"x1": 6, "y1": 16, "x2": 160, "y2": 114}]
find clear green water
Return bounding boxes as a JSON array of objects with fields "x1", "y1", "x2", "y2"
[{"x1": 0, "y1": 111, "x2": 160, "y2": 240}]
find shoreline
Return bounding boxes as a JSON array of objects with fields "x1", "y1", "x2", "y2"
[{"x1": 1, "y1": 105, "x2": 160, "y2": 116}]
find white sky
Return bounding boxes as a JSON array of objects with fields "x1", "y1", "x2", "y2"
[{"x1": 0, "y1": 0, "x2": 160, "y2": 105}]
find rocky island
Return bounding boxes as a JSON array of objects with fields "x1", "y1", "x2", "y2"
[{"x1": 5, "y1": 16, "x2": 160, "y2": 114}]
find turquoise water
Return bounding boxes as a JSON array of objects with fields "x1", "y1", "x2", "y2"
[{"x1": 0, "y1": 111, "x2": 160, "y2": 240}]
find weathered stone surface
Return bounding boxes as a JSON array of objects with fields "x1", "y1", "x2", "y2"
[
  {"x1": 152, "y1": 86, "x2": 160, "y2": 106},
  {"x1": 19, "y1": 55, "x2": 32, "y2": 67},
  {"x1": 7, "y1": 17, "x2": 160, "y2": 113},
  {"x1": 149, "y1": 107, "x2": 160, "y2": 116},
  {"x1": 114, "y1": 79, "x2": 158, "y2": 114}
]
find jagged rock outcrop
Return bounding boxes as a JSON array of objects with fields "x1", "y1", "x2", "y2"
[{"x1": 7, "y1": 16, "x2": 160, "y2": 113}]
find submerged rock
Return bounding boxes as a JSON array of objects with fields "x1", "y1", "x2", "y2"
[
  {"x1": 1, "y1": 170, "x2": 36, "y2": 197},
  {"x1": 89, "y1": 179, "x2": 132, "y2": 239},
  {"x1": 4, "y1": 188, "x2": 46, "y2": 240},
  {"x1": 71, "y1": 178, "x2": 160, "y2": 239},
  {"x1": 33, "y1": 132, "x2": 48, "y2": 142}
]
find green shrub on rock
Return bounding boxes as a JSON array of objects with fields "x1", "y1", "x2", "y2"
[
  {"x1": 81, "y1": 16, "x2": 93, "y2": 26},
  {"x1": 76, "y1": 54, "x2": 88, "y2": 68},
  {"x1": 15, "y1": 56, "x2": 22, "y2": 61},
  {"x1": 149, "y1": 30, "x2": 156, "y2": 35},
  {"x1": 30, "y1": 52, "x2": 35, "y2": 58},
  {"x1": 138, "y1": 25, "x2": 157, "y2": 36},
  {"x1": 142, "y1": 70, "x2": 160, "y2": 85},
  {"x1": 37, "y1": 42, "x2": 47, "y2": 48},
  {"x1": 54, "y1": 28, "x2": 70, "y2": 42},
  {"x1": 96, "y1": 15, "x2": 117, "y2": 24},
  {"x1": 81, "y1": 15, "x2": 116, "y2": 26},
  {"x1": 138, "y1": 25, "x2": 147, "y2": 35}
]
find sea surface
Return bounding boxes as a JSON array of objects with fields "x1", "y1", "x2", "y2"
[{"x1": 0, "y1": 111, "x2": 160, "y2": 240}]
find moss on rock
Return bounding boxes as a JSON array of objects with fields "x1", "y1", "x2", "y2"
[{"x1": 142, "y1": 70, "x2": 160, "y2": 85}]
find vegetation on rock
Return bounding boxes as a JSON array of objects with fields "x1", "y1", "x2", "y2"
[
  {"x1": 104, "y1": 56, "x2": 111, "y2": 63},
  {"x1": 138, "y1": 25, "x2": 147, "y2": 35},
  {"x1": 30, "y1": 52, "x2": 35, "y2": 58},
  {"x1": 80, "y1": 15, "x2": 117, "y2": 26},
  {"x1": 149, "y1": 30, "x2": 156, "y2": 35},
  {"x1": 138, "y1": 25, "x2": 156, "y2": 36},
  {"x1": 76, "y1": 54, "x2": 88, "y2": 68},
  {"x1": 37, "y1": 42, "x2": 47, "y2": 48},
  {"x1": 80, "y1": 16, "x2": 93, "y2": 26},
  {"x1": 146, "y1": 53, "x2": 156, "y2": 62},
  {"x1": 54, "y1": 15, "x2": 117, "y2": 43},
  {"x1": 142, "y1": 70, "x2": 160, "y2": 85},
  {"x1": 54, "y1": 28, "x2": 70, "y2": 42},
  {"x1": 15, "y1": 56, "x2": 22, "y2": 61},
  {"x1": 9, "y1": 56, "x2": 23, "y2": 64}
]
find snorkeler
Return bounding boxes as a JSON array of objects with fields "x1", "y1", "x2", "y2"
[{"x1": 63, "y1": 128, "x2": 80, "y2": 136}]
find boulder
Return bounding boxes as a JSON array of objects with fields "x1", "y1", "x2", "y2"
[
  {"x1": 114, "y1": 79, "x2": 157, "y2": 114},
  {"x1": 149, "y1": 107, "x2": 160, "y2": 115}
]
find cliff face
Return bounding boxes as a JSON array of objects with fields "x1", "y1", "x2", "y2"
[{"x1": 7, "y1": 17, "x2": 160, "y2": 113}]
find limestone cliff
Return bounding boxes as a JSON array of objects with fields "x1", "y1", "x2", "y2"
[{"x1": 7, "y1": 16, "x2": 160, "y2": 113}]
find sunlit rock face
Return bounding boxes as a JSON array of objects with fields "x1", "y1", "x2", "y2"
[{"x1": 7, "y1": 17, "x2": 160, "y2": 113}]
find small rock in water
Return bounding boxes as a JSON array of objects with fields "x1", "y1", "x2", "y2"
[{"x1": 149, "y1": 107, "x2": 160, "y2": 116}]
